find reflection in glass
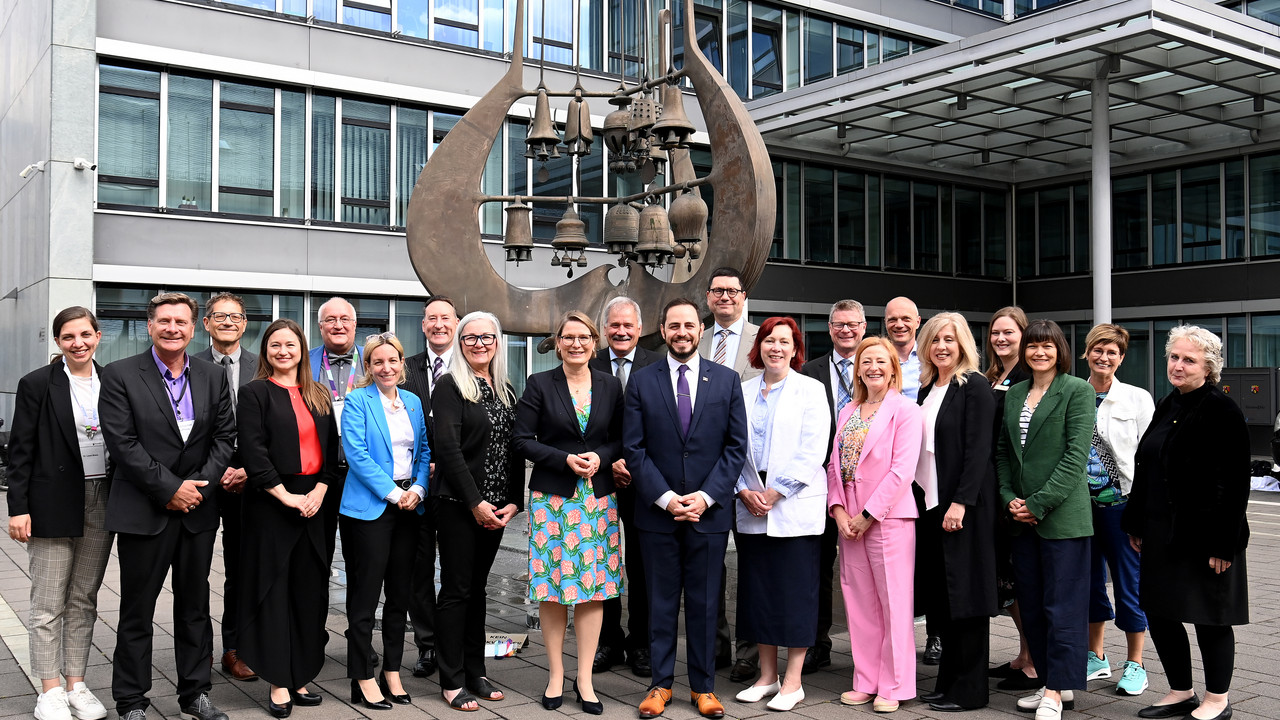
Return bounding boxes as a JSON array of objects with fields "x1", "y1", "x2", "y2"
[
  {"x1": 1037, "y1": 187, "x2": 1069, "y2": 275},
  {"x1": 1250, "y1": 152, "x2": 1280, "y2": 256},
  {"x1": 883, "y1": 178, "x2": 910, "y2": 269},
  {"x1": 167, "y1": 75, "x2": 213, "y2": 211},
  {"x1": 397, "y1": 107, "x2": 429, "y2": 226},
  {"x1": 312, "y1": 95, "x2": 337, "y2": 221},
  {"x1": 98, "y1": 66, "x2": 161, "y2": 207},
  {"x1": 1113, "y1": 175, "x2": 1147, "y2": 269},
  {"x1": 219, "y1": 82, "x2": 275, "y2": 216},
  {"x1": 1181, "y1": 163, "x2": 1221, "y2": 262},
  {"x1": 436, "y1": 0, "x2": 479, "y2": 45},
  {"x1": 341, "y1": 99, "x2": 392, "y2": 225},
  {"x1": 397, "y1": 0, "x2": 430, "y2": 39},
  {"x1": 805, "y1": 166, "x2": 834, "y2": 262},
  {"x1": 837, "y1": 170, "x2": 865, "y2": 265},
  {"x1": 804, "y1": 17, "x2": 833, "y2": 83},
  {"x1": 280, "y1": 91, "x2": 306, "y2": 219}
]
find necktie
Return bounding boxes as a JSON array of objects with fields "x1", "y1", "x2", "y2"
[
  {"x1": 220, "y1": 355, "x2": 238, "y2": 416},
  {"x1": 677, "y1": 364, "x2": 693, "y2": 437},
  {"x1": 432, "y1": 356, "x2": 444, "y2": 383},
  {"x1": 713, "y1": 328, "x2": 731, "y2": 365},
  {"x1": 837, "y1": 359, "x2": 852, "y2": 413},
  {"x1": 614, "y1": 357, "x2": 629, "y2": 389}
]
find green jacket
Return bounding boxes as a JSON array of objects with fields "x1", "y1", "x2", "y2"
[{"x1": 995, "y1": 372, "x2": 1095, "y2": 540}]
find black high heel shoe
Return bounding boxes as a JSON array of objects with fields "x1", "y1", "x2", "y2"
[
  {"x1": 573, "y1": 680, "x2": 604, "y2": 715},
  {"x1": 289, "y1": 690, "x2": 322, "y2": 707},
  {"x1": 350, "y1": 679, "x2": 392, "y2": 711},
  {"x1": 378, "y1": 674, "x2": 412, "y2": 705}
]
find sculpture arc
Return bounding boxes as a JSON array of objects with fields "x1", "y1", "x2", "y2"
[{"x1": 404, "y1": 0, "x2": 775, "y2": 334}]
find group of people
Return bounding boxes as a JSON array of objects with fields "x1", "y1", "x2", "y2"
[{"x1": 4, "y1": 269, "x2": 1250, "y2": 720}]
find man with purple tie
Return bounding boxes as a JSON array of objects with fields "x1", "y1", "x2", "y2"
[{"x1": 623, "y1": 299, "x2": 749, "y2": 720}]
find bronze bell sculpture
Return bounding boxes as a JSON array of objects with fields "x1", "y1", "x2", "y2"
[
  {"x1": 636, "y1": 203, "x2": 674, "y2": 267},
  {"x1": 502, "y1": 200, "x2": 534, "y2": 264},
  {"x1": 563, "y1": 82, "x2": 593, "y2": 156},
  {"x1": 651, "y1": 83, "x2": 696, "y2": 149},
  {"x1": 552, "y1": 207, "x2": 589, "y2": 275},
  {"x1": 668, "y1": 190, "x2": 707, "y2": 259},
  {"x1": 604, "y1": 202, "x2": 639, "y2": 258},
  {"x1": 525, "y1": 84, "x2": 561, "y2": 162}
]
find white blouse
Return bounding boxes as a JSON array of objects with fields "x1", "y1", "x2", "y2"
[
  {"x1": 381, "y1": 391, "x2": 416, "y2": 483},
  {"x1": 914, "y1": 381, "x2": 949, "y2": 510}
]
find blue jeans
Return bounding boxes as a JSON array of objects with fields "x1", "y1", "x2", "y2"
[{"x1": 1089, "y1": 502, "x2": 1147, "y2": 633}]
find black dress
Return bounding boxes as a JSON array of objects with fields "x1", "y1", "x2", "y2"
[
  {"x1": 990, "y1": 364, "x2": 1029, "y2": 605},
  {"x1": 1123, "y1": 383, "x2": 1250, "y2": 626},
  {"x1": 235, "y1": 379, "x2": 340, "y2": 688}
]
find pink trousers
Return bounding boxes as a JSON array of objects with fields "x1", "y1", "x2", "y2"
[{"x1": 838, "y1": 517, "x2": 916, "y2": 701}]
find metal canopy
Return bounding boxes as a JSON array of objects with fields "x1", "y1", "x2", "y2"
[{"x1": 748, "y1": 0, "x2": 1280, "y2": 182}]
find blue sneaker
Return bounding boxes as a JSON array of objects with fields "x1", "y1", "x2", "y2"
[
  {"x1": 1086, "y1": 651, "x2": 1111, "y2": 680},
  {"x1": 1115, "y1": 661, "x2": 1148, "y2": 696}
]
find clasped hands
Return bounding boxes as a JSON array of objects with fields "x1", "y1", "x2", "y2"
[
  {"x1": 278, "y1": 485, "x2": 327, "y2": 517},
  {"x1": 738, "y1": 488, "x2": 783, "y2": 518},
  {"x1": 666, "y1": 493, "x2": 709, "y2": 522},
  {"x1": 1007, "y1": 497, "x2": 1038, "y2": 525},
  {"x1": 472, "y1": 500, "x2": 518, "y2": 530},
  {"x1": 831, "y1": 506, "x2": 873, "y2": 541},
  {"x1": 566, "y1": 452, "x2": 601, "y2": 479},
  {"x1": 166, "y1": 479, "x2": 209, "y2": 513}
]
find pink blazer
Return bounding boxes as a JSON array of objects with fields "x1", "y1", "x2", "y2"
[{"x1": 826, "y1": 390, "x2": 924, "y2": 521}]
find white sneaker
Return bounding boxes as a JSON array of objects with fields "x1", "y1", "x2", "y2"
[
  {"x1": 35, "y1": 687, "x2": 72, "y2": 720},
  {"x1": 66, "y1": 683, "x2": 109, "y2": 720},
  {"x1": 1017, "y1": 689, "x2": 1074, "y2": 712},
  {"x1": 1034, "y1": 696, "x2": 1063, "y2": 720}
]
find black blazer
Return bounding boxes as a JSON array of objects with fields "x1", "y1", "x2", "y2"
[
  {"x1": 6, "y1": 360, "x2": 108, "y2": 538},
  {"x1": 800, "y1": 351, "x2": 848, "y2": 461},
  {"x1": 193, "y1": 346, "x2": 258, "y2": 469},
  {"x1": 1123, "y1": 383, "x2": 1251, "y2": 559},
  {"x1": 236, "y1": 379, "x2": 340, "y2": 490},
  {"x1": 99, "y1": 349, "x2": 236, "y2": 536},
  {"x1": 430, "y1": 373, "x2": 524, "y2": 512},
  {"x1": 589, "y1": 346, "x2": 663, "y2": 377},
  {"x1": 917, "y1": 372, "x2": 999, "y2": 619},
  {"x1": 513, "y1": 367, "x2": 623, "y2": 498}
]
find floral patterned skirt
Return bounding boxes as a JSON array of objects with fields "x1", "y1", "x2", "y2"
[{"x1": 528, "y1": 476, "x2": 624, "y2": 605}]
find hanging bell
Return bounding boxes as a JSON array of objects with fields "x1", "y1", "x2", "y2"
[
  {"x1": 668, "y1": 191, "x2": 708, "y2": 253},
  {"x1": 635, "y1": 203, "x2": 673, "y2": 267},
  {"x1": 604, "y1": 202, "x2": 639, "y2": 257},
  {"x1": 651, "y1": 83, "x2": 696, "y2": 150},
  {"x1": 563, "y1": 84, "x2": 594, "y2": 156},
  {"x1": 502, "y1": 200, "x2": 534, "y2": 264},
  {"x1": 525, "y1": 84, "x2": 562, "y2": 162},
  {"x1": 603, "y1": 108, "x2": 633, "y2": 163},
  {"x1": 551, "y1": 207, "x2": 590, "y2": 258}
]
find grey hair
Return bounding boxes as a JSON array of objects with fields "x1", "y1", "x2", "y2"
[
  {"x1": 448, "y1": 311, "x2": 515, "y2": 407},
  {"x1": 316, "y1": 296, "x2": 356, "y2": 324},
  {"x1": 601, "y1": 296, "x2": 642, "y2": 329},
  {"x1": 1166, "y1": 324, "x2": 1224, "y2": 385},
  {"x1": 828, "y1": 299, "x2": 865, "y2": 324}
]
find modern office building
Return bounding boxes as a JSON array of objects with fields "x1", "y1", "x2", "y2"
[{"x1": 2, "y1": 0, "x2": 1279, "y2": 423}]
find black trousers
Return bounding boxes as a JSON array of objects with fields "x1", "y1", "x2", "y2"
[
  {"x1": 932, "y1": 614, "x2": 990, "y2": 708},
  {"x1": 409, "y1": 498, "x2": 438, "y2": 654},
  {"x1": 815, "y1": 516, "x2": 839, "y2": 654},
  {"x1": 113, "y1": 522, "x2": 216, "y2": 714},
  {"x1": 321, "y1": 474, "x2": 345, "y2": 568},
  {"x1": 340, "y1": 506, "x2": 418, "y2": 679},
  {"x1": 601, "y1": 484, "x2": 649, "y2": 652},
  {"x1": 435, "y1": 499, "x2": 505, "y2": 690},
  {"x1": 217, "y1": 485, "x2": 244, "y2": 650},
  {"x1": 1147, "y1": 615, "x2": 1236, "y2": 694}
]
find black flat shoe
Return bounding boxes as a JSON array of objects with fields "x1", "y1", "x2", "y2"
[
  {"x1": 574, "y1": 681, "x2": 604, "y2": 715},
  {"x1": 920, "y1": 691, "x2": 946, "y2": 703},
  {"x1": 996, "y1": 670, "x2": 1044, "y2": 691},
  {"x1": 377, "y1": 675, "x2": 412, "y2": 705},
  {"x1": 1186, "y1": 703, "x2": 1232, "y2": 720},
  {"x1": 288, "y1": 691, "x2": 321, "y2": 707},
  {"x1": 1137, "y1": 695, "x2": 1200, "y2": 719},
  {"x1": 467, "y1": 677, "x2": 504, "y2": 701},
  {"x1": 267, "y1": 700, "x2": 292, "y2": 718},
  {"x1": 930, "y1": 701, "x2": 978, "y2": 713},
  {"x1": 350, "y1": 680, "x2": 392, "y2": 711},
  {"x1": 988, "y1": 662, "x2": 1015, "y2": 678}
]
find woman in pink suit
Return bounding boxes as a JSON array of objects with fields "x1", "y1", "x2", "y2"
[{"x1": 828, "y1": 337, "x2": 924, "y2": 714}]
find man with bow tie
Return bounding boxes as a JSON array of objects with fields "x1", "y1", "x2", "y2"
[{"x1": 309, "y1": 296, "x2": 361, "y2": 565}]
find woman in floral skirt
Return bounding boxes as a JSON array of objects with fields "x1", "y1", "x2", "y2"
[{"x1": 514, "y1": 310, "x2": 625, "y2": 716}]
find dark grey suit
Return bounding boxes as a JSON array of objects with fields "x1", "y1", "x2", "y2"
[
  {"x1": 403, "y1": 349, "x2": 444, "y2": 657},
  {"x1": 193, "y1": 346, "x2": 258, "y2": 652}
]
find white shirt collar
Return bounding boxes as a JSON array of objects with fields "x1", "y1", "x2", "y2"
[
  {"x1": 714, "y1": 316, "x2": 746, "y2": 336},
  {"x1": 427, "y1": 347, "x2": 452, "y2": 366},
  {"x1": 668, "y1": 353, "x2": 700, "y2": 376},
  {"x1": 610, "y1": 347, "x2": 638, "y2": 363}
]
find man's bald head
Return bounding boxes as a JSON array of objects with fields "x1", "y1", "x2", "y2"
[{"x1": 884, "y1": 296, "x2": 921, "y2": 354}]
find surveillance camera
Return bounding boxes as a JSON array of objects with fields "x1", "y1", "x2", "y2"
[
  {"x1": 73, "y1": 158, "x2": 97, "y2": 171},
  {"x1": 19, "y1": 161, "x2": 47, "y2": 179}
]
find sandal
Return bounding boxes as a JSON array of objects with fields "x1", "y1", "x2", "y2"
[
  {"x1": 444, "y1": 689, "x2": 479, "y2": 712},
  {"x1": 467, "y1": 677, "x2": 504, "y2": 701}
]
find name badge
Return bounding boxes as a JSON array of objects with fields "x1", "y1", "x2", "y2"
[
  {"x1": 178, "y1": 419, "x2": 195, "y2": 443},
  {"x1": 333, "y1": 398, "x2": 345, "y2": 434},
  {"x1": 80, "y1": 441, "x2": 107, "y2": 478}
]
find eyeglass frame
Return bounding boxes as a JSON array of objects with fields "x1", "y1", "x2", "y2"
[
  {"x1": 829, "y1": 321, "x2": 868, "y2": 331},
  {"x1": 206, "y1": 312, "x2": 247, "y2": 324},
  {"x1": 708, "y1": 287, "x2": 744, "y2": 298},
  {"x1": 461, "y1": 333, "x2": 498, "y2": 347},
  {"x1": 321, "y1": 316, "x2": 356, "y2": 327},
  {"x1": 558, "y1": 334, "x2": 595, "y2": 346}
]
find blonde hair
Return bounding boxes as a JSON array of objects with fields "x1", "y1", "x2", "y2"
[
  {"x1": 554, "y1": 311, "x2": 600, "y2": 361},
  {"x1": 449, "y1": 312, "x2": 515, "y2": 407},
  {"x1": 919, "y1": 312, "x2": 981, "y2": 387},
  {"x1": 355, "y1": 333, "x2": 407, "y2": 388},
  {"x1": 1166, "y1": 325, "x2": 1224, "y2": 385},
  {"x1": 852, "y1": 337, "x2": 904, "y2": 404}
]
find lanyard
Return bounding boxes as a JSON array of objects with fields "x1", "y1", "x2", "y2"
[
  {"x1": 321, "y1": 351, "x2": 357, "y2": 399},
  {"x1": 834, "y1": 357, "x2": 855, "y2": 399},
  {"x1": 163, "y1": 368, "x2": 190, "y2": 418},
  {"x1": 65, "y1": 364, "x2": 101, "y2": 439}
]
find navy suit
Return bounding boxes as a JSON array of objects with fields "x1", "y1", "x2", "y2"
[{"x1": 623, "y1": 357, "x2": 748, "y2": 693}]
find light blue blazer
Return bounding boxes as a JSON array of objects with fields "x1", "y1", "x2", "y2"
[{"x1": 339, "y1": 384, "x2": 431, "y2": 520}]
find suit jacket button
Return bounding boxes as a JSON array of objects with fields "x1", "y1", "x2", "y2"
[
  {"x1": 58, "y1": 465, "x2": 65, "y2": 472},
  {"x1": 683, "y1": 452, "x2": 689, "y2": 458}
]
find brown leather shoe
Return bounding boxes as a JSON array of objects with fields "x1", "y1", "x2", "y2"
[
  {"x1": 638, "y1": 687, "x2": 672, "y2": 718},
  {"x1": 221, "y1": 650, "x2": 257, "y2": 681},
  {"x1": 690, "y1": 692, "x2": 724, "y2": 718}
]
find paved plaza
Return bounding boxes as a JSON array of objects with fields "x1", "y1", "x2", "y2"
[{"x1": 0, "y1": 494, "x2": 1276, "y2": 720}]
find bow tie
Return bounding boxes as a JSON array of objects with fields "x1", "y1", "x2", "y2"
[{"x1": 328, "y1": 353, "x2": 354, "y2": 365}]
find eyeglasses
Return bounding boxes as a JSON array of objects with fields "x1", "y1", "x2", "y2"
[
  {"x1": 206, "y1": 312, "x2": 246, "y2": 324},
  {"x1": 365, "y1": 331, "x2": 396, "y2": 343},
  {"x1": 829, "y1": 321, "x2": 867, "y2": 331},
  {"x1": 708, "y1": 287, "x2": 743, "y2": 298},
  {"x1": 559, "y1": 335, "x2": 594, "y2": 346},
  {"x1": 461, "y1": 333, "x2": 498, "y2": 347},
  {"x1": 321, "y1": 316, "x2": 355, "y2": 327}
]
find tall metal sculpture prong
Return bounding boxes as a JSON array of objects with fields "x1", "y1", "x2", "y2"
[{"x1": 404, "y1": 0, "x2": 775, "y2": 334}]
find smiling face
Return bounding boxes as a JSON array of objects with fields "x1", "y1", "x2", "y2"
[
  {"x1": 557, "y1": 319, "x2": 596, "y2": 369},
  {"x1": 604, "y1": 303, "x2": 642, "y2": 357},
  {"x1": 930, "y1": 323, "x2": 960, "y2": 377},
  {"x1": 1167, "y1": 338, "x2": 1208, "y2": 392},
  {"x1": 990, "y1": 316, "x2": 1022, "y2": 364},
  {"x1": 149, "y1": 302, "x2": 196, "y2": 357},
  {"x1": 1088, "y1": 341, "x2": 1125, "y2": 384},
  {"x1": 57, "y1": 317, "x2": 101, "y2": 369},
  {"x1": 884, "y1": 298, "x2": 921, "y2": 352},
  {"x1": 707, "y1": 275, "x2": 745, "y2": 326},
  {"x1": 460, "y1": 318, "x2": 498, "y2": 373},
  {"x1": 759, "y1": 324, "x2": 796, "y2": 375},
  {"x1": 367, "y1": 343, "x2": 404, "y2": 393},
  {"x1": 422, "y1": 300, "x2": 458, "y2": 355},
  {"x1": 829, "y1": 308, "x2": 866, "y2": 358},
  {"x1": 318, "y1": 299, "x2": 356, "y2": 354},
  {"x1": 203, "y1": 299, "x2": 247, "y2": 349},
  {"x1": 265, "y1": 327, "x2": 303, "y2": 381},
  {"x1": 858, "y1": 343, "x2": 895, "y2": 397},
  {"x1": 1024, "y1": 340, "x2": 1059, "y2": 377},
  {"x1": 661, "y1": 304, "x2": 704, "y2": 362}
]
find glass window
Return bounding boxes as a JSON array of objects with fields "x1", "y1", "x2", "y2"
[
  {"x1": 435, "y1": 0, "x2": 479, "y2": 46},
  {"x1": 341, "y1": 98, "x2": 392, "y2": 225},
  {"x1": 726, "y1": 0, "x2": 749, "y2": 98},
  {"x1": 313, "y1": 0, "x2": 336, "y2": 21},
  {"x1": 279, "y1": 293, "x2": 305, "y2": 327},
  {"x1": 280, "y1": 90, "x2": 306, "y2": 219},
  {"x1": 836, "y1": 170, "x2": 865, "y2": 265},
  {"x1": 98, "y1": 65, "x2": 161, "y2": 206},
  {"x1": 770, "y1": 161, "x2": 784, "y2": 259},
  {"x1": 1037, "y1": 187, "x2": 1069, "y2": 275},
  {"x1": 1247, "y1": 0, "x2": 1280, "y2": 23},
  {"x1": 532, "y1": 148, "x2": 572, "y2": 241},
  {"x1": 955, "y1": 187, "x2": 982, "y2": 275},
  {"x1": 984, "y1": 191, "x2": 1007, "y2": 279},
  {"x1": 804, "y1": 16, "x2": 833, "y2": 84},
  {"x1": 344, "y1": 0, "x2": 392, "y2": 32},
  {"x1": 609, "y1": 0, "x2": 644, "y2": 77},
  {"x1": 1253, "y1": 314, "x2": 1280, "y2": 368},
  {"x1": 1181, "y1": 163, "x2": 1221, "y2": 263},
  {"x1": 1227, "y1": 315, "x2": 1247, "y2": 370},
  {"x1": 1151, "y1": 171, "x2": 1177, "y2": 265},
  {"x1": 1116, "y1": 323, "x2": 1150, "y2": 392},
  {"x1": 1225, "y1": 159, "x2": 1245, "y2": 259},
  {"x1": 1015, "y1": 190, "x2": 1035, "y2": 278},
  {"x1": 1152, "y1": 319, "x2": 1177, "y2": 399},
  {"x1": 528, "y1": 0, "x2": 573, "y2": 65},
  {"x1": 223, "y1": 0, "x2": 275, "y2": 10},
  {"x1": 784, "y1": 10, "x2": 800, "y2": 90},
  {"x1": 914, "y1": 182, "x2": 939, "y2": 271},
  {"x1": 804, "y1": 165, "x2": 834, "y2": 263},
  {"x1": 1113, "y1": 175, "x2": 1148, "y2": 269},
  {"x1": 311, "y1": 94, "x2": 337, "y2": 221},
  {"x1": 866, "y1": 30, "x2": 879, "y2": 67},
  {"x1": 579, "y1": 0, "x2": 603, "y2": 70},
  {"x1": 750, "y1": 7, "x2": 782, "y2": 98},
  {"x1": 482, "y1": 0, "x2": 503, "y2": 51},
  {"x1": 219, "y1": 82, "x2": 275, "y2": 216},
  {"x1": 481, "y1": 122, "x2": 503, "y2": 236},
  {"x1": 882, "y1": 33, "x2": 910, "y2": 63},
  {"x1": 397, "y1": 107, "x2": 429, "y2": 227},
  {"x1": 578, "y1": 143, "x2": 604, "y2": 245},
  {"x1": 310, "y1": 296, "x2": 390, "y2": 353},
  {"x1": 694, "y1": 5, "x2": 723, "y2": 74},
  {"x1": 167, "y1": 75, "x2": 213, "y2": 212},
  {"x1": 883, "y1": 177, "x2": 911, "y2": 269},
  {"x1": 1072, "y1": 184, "x2": 1089, "y2": 272},
  {"x1": 1250, "y1": 152, "x2": 1280, "y2": 256},
  {"x1": 283, "y1": 0, "x2": 305, "y2": 15},
  {"x1": 836, "y1": 24, "x2": 863, "y2": 74},
  {"x1": 398, "y1": 0, "x2": 430, "y2": 39},
  {"x1": 395, "y1": 300, "x2": 427, "y2": 358},
  {"x1": 507, "y1": 336, "x2": 529, "y2": 398},
  {"x1": 95, "y1": 285, "x2": 157, "y2": 364}
]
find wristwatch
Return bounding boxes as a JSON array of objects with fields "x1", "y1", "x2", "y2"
[{"x1": 861, "y1": 509, "x2": 873, "y2": 521}]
